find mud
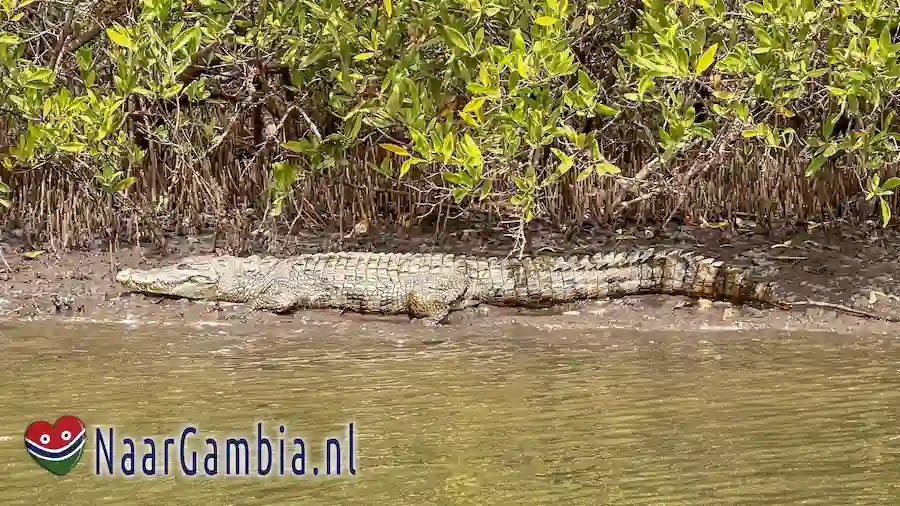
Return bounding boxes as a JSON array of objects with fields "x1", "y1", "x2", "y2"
[{"x1": 2, "y1": 220, "x2": 900, "y2": 335}]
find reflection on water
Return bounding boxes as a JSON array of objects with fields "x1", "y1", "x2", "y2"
[{"x1": 1, "y1": 320, "x2": 899, "y2": 505}]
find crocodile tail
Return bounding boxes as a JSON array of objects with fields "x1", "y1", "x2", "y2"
[
  {"x1": 559, "y1": 248, "x2": 776, "y2": 304},
  {"x1": 647, "y1": 249, "x2": 776, "y2": 303},
  {"x1": 483, "y1": 248, "x2": 777, "y2": 306}
]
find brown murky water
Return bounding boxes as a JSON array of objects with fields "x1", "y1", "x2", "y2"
[{"x1": 1, "y1": 319, "x2": 899, "y2": 504}]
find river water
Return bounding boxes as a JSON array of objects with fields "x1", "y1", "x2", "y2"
[{"x1": 1, "y1": 320, "x2": 899, "y2": 504}]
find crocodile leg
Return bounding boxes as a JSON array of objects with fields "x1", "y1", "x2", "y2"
[
  {"x1": 406, "y1": 274, "x2": 469, "y2": 325},
  {"x1": 221, "y1": 290, "x2": 298, "y2": 321},
  {"x1": 248, "y1": 290, "x2": 300, "y2": 313}
]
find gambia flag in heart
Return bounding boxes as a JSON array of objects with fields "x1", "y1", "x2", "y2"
[{"x1": 24, "y1": 416, "x2": 86, "y2": 476}]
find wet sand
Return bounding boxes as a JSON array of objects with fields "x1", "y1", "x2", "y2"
[{"x1": 2, "y1": 222, "x2": 900, "y2": 335}]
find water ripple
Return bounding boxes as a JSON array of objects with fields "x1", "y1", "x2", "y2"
[{"x1": 0, "y1": 323, "x2": 898, "y2": 504}]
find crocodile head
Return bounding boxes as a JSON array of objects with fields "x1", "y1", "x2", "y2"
[{"x1": 116, "y1": 256, "x2": 223, "y2": 299}]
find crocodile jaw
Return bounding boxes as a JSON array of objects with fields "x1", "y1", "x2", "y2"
[{"x1": 116, "y1": 266, "x2": 218, "y2": 299}]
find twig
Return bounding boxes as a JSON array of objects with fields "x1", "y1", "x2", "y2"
[
  {"x1": 503, "y1": 215, "x2": 527, "y2": 259},
  {"x1": 618, "y1": 188, "x2": 663, "y2": 211},
  {"x1": 50, "y1": 5, "x2": 76, "y2": 72},
  {"x1": 677, "y1": 122, "x2": 741, "y2": 185},
  {"x1": 611, "y1": 155, "x2": 662, "y2": 209},
  {"x1": 296, "y1": 108, "x2": 322, "y2": 142},
  {"x1": 779, "y1": 300, "x2": 900, "y2": 323},
  {"x1": 0, "y1": 244, "x2": 10, "y2": 272}
]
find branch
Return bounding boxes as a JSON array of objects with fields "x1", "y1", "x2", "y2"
[
  {"x1": 50, "y1": 6, "x2": 77, "y2": 71},
  {"x1": 64, "y1": 0, "x2": 130, "y2": 54},
  {"x1": 176, "y1": 42, "x2": 222, "y2": 84},
  {"x1": 614, "y1": 123, "x2": 741, "y2": 215}
]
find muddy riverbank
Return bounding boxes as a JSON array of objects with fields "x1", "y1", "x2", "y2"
[{"x1": 2, "y1": 220, "x2": 900, "y2": 335}]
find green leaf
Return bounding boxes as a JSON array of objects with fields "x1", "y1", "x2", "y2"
[
  {"x1": 383, "y1": 0, "x2": 392, "y2": 17},
  {"x1": 805, "y1": 155, "x2": 826, "y2": 177},
  {"x1": 0, "y1": 33, "x2": 22, "y2": 45},
  {"x1": 399, "y1": 157, "x2": 424, "y2": 177},
  {"x1": 440, "y1": 131, "x2": 455, "y2": 162},
  {"x1": 695, "y1": 43, "x2": 718, "y2": 75},
  {"x1": 512, "y1": 29, "x2": 526, "y2": 52},
  {"x1": 354, "y1": 52, "x2": 376, "y2": 61},
  {"x1": 483, "y1": 4, "x2": 501, "y2": 16},
  {"x1": 576, "y1": 167, "x2": 593, "y2": 181},
  {"x1": 172, "y1": 25, "x2": 199, "y2": 52},
  {"x1": 386, "y1": 84, "x2": 402, "y2": 115},
  {"x1": 595, "y1": 104, "x2": 618, "y2": 116},
  {"x1": 116, "y1": 177, "x2": 137, "y2": 192},
  {"x1": 443, "y1": 26, "x2": 473, "y2": 54},
  {"x1": 535, "y1": 16, "x2": 557, "y2": 26},
  {"x1": 281, "y1": 141, "x2": 307, "y2": 153},
  {"x1": 268, "y1": 198, "x2": 285, "y2": 217},
  {"x1": 882, "y1": 111, "x2": 896, "y2": 132},
  {"x1": 516, "y1": 53, "x2": 530, "y2": 78},
  {"x1": 823, "y1": 112, "x2": 841, "y2": 139},
  {"x1": 380, "y1": 143, "x2": 410, "y2": 157},
  {"x1": 479, "y1": 63, "x2": 491, "y2": 87},
  {"x1": 75, "y1": 47, "x2": 92, "y2": 72},
  {"x1": 462, "y1": 134, "x2": 482, "y2": 163},
  {"x1": 551, "y1": 148, "x2": 573, "y2": 174},
  {"x1": 881, "y1": 177, "x2": 900, "y2": 191},
  {"x1": 806, "y1": 68, "x2": 828, "y2": 78},
  {"x1": 524, "y1": 208, "x2": 534, "y2": 223},
  {"x1": 458, "y1": 111, "x2": 478, "y2": 127},
  {"x1": 442, "y1": 171, "x2": 464, "y2": 185},
  {"x1": 298, "y1": 45, "x2": 331, "y2": 69},
  {"x1": 170, "y1": 21, "x2": 185, "y2": 41},
  {"x1": 711, "y1": 90, "x2": 735, "y2": 100},
  {"x1": 879, "y1": 26, "x2": 892, "y2": 58},
  {"x1": 577, "y1": 70, "x2": 593, "y2": 91},
  {"x1": 463, "y1": 97, "x2": 486, "y2": 113},
  {"x1": 22, "y1": 250, "x2": 44, "y2": 259},
  {"x1": 595, "y1": 162, "x2": 621, "y2": 174},
  {"x1": 743, "y1": 1, "x2": 767, "y2": 14},
  {"x1": 27, "y1": 68, "x2": 54, "y2": 84},
  {"x1": 106, "y1": 24, "x2": 133, "y2": 49},
  {"x1": 466, "y1": 83, "x2": 501, "y2": 98},
  {"x1": 479, "y1": 178, "x2": 493, "y2": 200},
  {"x1": 59, "y1": 142, "x2": 87, "y2": 152},
  {"x1": 881, "y1": 199, "x2": 891, "y2": 227},
  {"x1": 451, "y1": 187, "x2": 468, "y2": 204}
]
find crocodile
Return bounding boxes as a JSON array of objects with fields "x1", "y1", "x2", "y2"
[{"x1": 114, "y1": 249, "x2": 899, "y2": 325}]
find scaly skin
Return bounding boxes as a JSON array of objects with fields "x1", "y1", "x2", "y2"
[{"x1": 114, "y1": 249, "x2": 897, "y2": 324}]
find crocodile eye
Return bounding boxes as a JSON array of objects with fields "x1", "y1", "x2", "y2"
[
  {"x1": 61, "y1": 430, "x2": 72, "y2": 441},
  {"x1": 40, "y1": 434, "x2": 50, "y2": 445}
]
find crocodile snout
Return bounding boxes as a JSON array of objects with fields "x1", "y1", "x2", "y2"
[{"x1": 115, "y1": 269, "x2": 134, "y2": 285}]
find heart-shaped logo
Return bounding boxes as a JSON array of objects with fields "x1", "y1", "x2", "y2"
[{"x1": 24, "y1": 415, "x2": 86, "y2": 476}]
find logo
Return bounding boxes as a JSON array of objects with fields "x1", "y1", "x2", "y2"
[{"x1": 24, "y1": 416, "x2": 86, "y2": 476}]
